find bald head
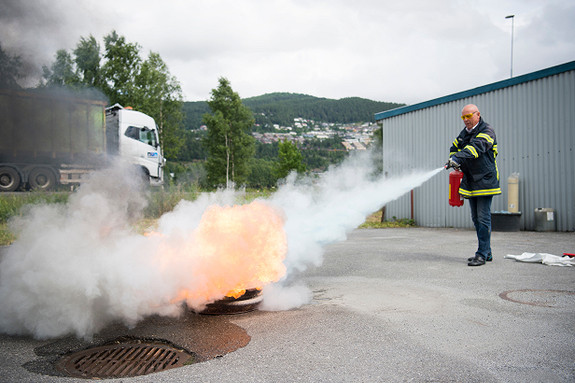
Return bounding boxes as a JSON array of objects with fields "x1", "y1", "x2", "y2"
[{"x1": 462, "y1": 104, "x2": 479, "y2": 115}]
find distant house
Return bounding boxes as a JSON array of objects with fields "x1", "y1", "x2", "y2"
[
  {"x1": 375, "y1": 61, "x2": 575, "y2": 231},
  {"x1": 342, "y1": 142, "x2": 354, "y2": 151}
]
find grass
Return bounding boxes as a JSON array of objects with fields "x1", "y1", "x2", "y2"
[
  {"x1": 134, "y1": 217, "x2": 159, "y2": 235},
  {"x1": 144, "y1": 185, "x2": 200, "y2": 218},
  {"x1": 359, "y1": 211, "x2": 416, "y2": 229},
  {"x1": 0, "y1": 192, "x2": 71, "y2": 246},
  {"x1": 0, "y1": 192, "x2": 70, "y2": 223},
  {"x1": 0, "y1": 222, "x2": 15, "y2": 246},
  {"x1": 0, "y1": 192, "x2": 72, "y2": 247},
  {"x1": 240, "y1": 188, "x2": 275, "y2": 202}
]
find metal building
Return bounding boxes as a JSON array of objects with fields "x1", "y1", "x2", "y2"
[{"x1": 375, "y1": 61, "x2": 575, "y2": 231}]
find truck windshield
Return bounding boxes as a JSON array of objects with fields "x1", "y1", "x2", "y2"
[{"x1": 124, "y1": 126, "x2": 158, "y2": 147}]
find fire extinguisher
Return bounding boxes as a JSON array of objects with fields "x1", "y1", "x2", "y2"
[{"x1": 449, "y1": 170, "x2": 464, "y2": 207}]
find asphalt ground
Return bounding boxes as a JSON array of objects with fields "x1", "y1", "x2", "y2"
[{"x1": 1, "y1": 227, "x2": 574, "y2": 382}]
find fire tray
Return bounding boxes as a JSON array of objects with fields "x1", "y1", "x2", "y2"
[{"x1": 201, "y1": 289, "x2": 263, "y2": 315}]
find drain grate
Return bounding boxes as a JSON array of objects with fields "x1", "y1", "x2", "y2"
[{"x1": 56, "y1": 340, "x2": 194, "y2": 379}]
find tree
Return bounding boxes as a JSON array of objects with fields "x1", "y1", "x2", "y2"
[
  {"x1": 0, "y1": 44, "x2": 22, "y2": 88},
  {"x1": 135, "y1": 52, "x2": 184, "y2": 159},
  {"x1": 100, "y1": 30, "x2": 142, "y2": 107},
  {"x1": 73, "y1": 35, "x2": 102, "y2": 88},
  {"x1": 275, "y1": 139, "x2": 306, "y2": 179},
  {"x1": 41, "y1": 49, "x2": 79, "y2": 87},
  {"x1": 248, "y1": 158, "x2": 277, "y2": 188},
  {"x1": 203, "y1": 77, "x2": 255, "y2": 188},
  {"x1": 179, "y1": 130, "x2": 207, "y2": 161}
]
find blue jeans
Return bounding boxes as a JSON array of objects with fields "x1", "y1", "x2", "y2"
[{"x1": 468, "y1": 196, "x2": 493, "y2": 259}]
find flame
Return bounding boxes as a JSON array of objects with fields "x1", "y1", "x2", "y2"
[
  {"x1": 156, "y1": 200, "x2": 287, "y2": 310},
  {"x1": 226, "y1": 288, "x2": 246, "y2": 299}
]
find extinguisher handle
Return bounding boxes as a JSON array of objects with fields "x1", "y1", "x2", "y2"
[{"x1": 445, "y1": 158, "x2": 460, "y2": 171}]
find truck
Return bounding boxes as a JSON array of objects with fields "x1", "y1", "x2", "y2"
[{"x1": 0, "y1": 88, "x2": 164, "y2": 192}]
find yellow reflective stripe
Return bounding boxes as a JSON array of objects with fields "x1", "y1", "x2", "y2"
[
  {"x1": 459, "y1": 187, "x2": 502, "y2": 197},
  {"x1": 449, "y1": 151, "x2": 457, "y2": 157},
  {"x1": 471, "y1": 188, "x2": 501, "y2": 196},
  {"x1": 452, "y1": 139, "x2": 459, "y2": 148},
  {"x1": 464, "y1": 145, "x2": 478, "y2": 158},
  {"x1": 493, "y1": 144, "x2": 498, "y2": 156},
  {"x1": 476, "y1": 133, "x2": 494, "y2": 144}
]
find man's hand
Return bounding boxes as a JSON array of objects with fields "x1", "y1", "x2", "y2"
[{"x1": 444, "y1": 158, "x2": 460, "y2": 171}]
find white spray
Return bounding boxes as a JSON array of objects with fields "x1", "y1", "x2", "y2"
[
  {"x1": 260, "y1": 153, "x2": 442, "y2": 310},
  {"x1": 0, "y1": 153, "x2": 442, "y2": 339}
]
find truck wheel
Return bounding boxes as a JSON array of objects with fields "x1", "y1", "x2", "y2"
[
  {"x1": 0, "y1": 166, "x2": 22, "y2": 192},
  {"x1": 138, "y1": 167, "x2": 150, "y2": 185},
  {"x1": 28, "y1": 167, "x2": 57, "y2": 190}
]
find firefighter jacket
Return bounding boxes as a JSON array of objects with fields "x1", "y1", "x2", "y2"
[{"x1": 449, "y1": 117, "x2": 501, "y2": 198}]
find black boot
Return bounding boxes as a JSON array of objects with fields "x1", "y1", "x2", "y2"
[
  {"x1": 468, "y1": 254, "x2": 492, "y2": 262},
  {"x1": 468, "y1": 256, "x2": 486, "y2": 266}
]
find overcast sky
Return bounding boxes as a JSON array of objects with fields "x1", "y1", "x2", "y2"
[{"x1": 1, "y1": 0, "x2": 574, "y2": 104}]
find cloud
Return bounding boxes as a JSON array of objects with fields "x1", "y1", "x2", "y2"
[
  {"x1": 517, "y1": 2, "x2": 575, "y2": 69},
  {"x1": 1, "y1": 0, "x2": 573, "y2": 103}
]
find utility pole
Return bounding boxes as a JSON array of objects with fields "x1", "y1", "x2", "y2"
[{"x1": 505, "y1": 15, "x2": 515, "y2": 78}]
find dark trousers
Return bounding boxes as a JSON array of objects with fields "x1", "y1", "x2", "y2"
[{"x1": 468, "y1": 196, "x2": 493, "y2": 259}]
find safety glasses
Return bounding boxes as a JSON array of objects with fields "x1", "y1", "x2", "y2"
[{"x1": 461, "y1": 111, "x2": 477, "y2": 120}]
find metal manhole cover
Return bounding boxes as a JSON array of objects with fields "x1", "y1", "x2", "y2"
[
  {"x1": 499, "y1": 289, "x2": 575, "y2": 307},
  {"x1": 56, "y1": 340, "x2": 194, "y2": 379}
]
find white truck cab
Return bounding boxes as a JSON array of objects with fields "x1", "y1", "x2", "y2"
[{"x1": 106, "y1": 104, "x2": 164, "y2": 186}]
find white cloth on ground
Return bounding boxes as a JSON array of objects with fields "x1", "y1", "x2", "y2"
[{"x1": 504, "y1": 252, "x2": 575, "y2": 267}]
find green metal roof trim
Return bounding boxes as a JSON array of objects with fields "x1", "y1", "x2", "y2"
[{"x1": 375, "y1": 60, "x2": 575, "y2": 121}]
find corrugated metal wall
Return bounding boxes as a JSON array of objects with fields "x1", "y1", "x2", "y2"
[{"x1": 379, "y1": 66, "x2": 575, "y2": 231}]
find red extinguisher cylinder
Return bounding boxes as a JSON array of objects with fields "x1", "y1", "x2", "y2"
[{"x1": 449, "y1": 170, "x2": 464, "y2": 207}]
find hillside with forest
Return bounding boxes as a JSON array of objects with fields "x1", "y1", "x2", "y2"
[{"x1": 182, "y1": 93, "x2": 404, "y2": 130}]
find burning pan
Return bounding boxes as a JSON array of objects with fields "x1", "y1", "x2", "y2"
[{"x1": 200, "y1": 289, "x2": 263, "y2": 315}]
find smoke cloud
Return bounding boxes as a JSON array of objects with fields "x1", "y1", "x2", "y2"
[
  {"x1": 0, "y1": 152, "x2": 441, "y2": 339},
  {"x1": 259, "y1": 153, "x2": 442, "y2": 310},
  {"x1": 0, "y1": 0, "x2": 107, "y2": 87}
]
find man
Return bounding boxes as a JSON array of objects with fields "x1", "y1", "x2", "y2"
[{"x1": 446, "y1": 104, "x2": 500, "y2": 266}]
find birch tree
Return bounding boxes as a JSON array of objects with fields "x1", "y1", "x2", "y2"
[{"x1": 203, "y1": 77, "x2": 255, "y2": 188}]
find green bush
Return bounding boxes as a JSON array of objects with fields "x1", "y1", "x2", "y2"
[{"x1": 0, "y1": 192, "x2": 70, "y2": 223}]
